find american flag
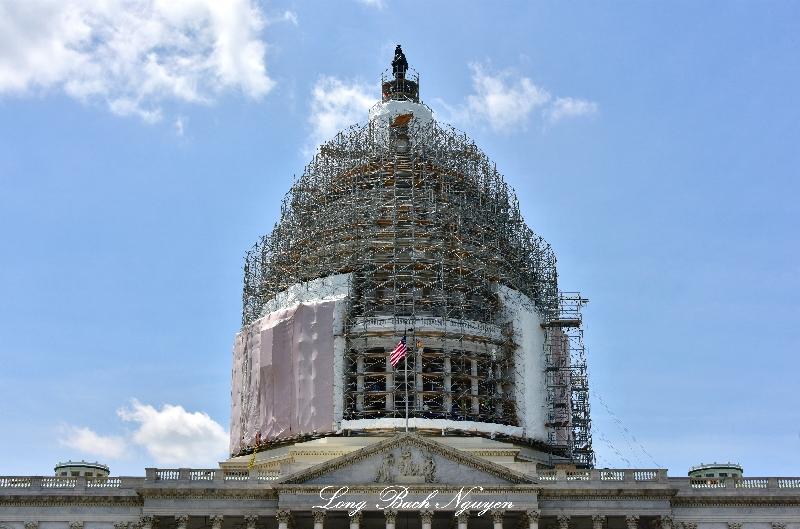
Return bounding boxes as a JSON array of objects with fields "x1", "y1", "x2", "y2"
[{"x1": 389, "y1": 336, "x2": 408, "y2": 367}]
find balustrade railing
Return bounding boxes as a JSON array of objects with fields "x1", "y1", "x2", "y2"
[
  {"x1": 42, "y1": 477, "x2": 76, "y2": 488},
  {"x1": 3, "y1": 469, "x2": 800, "y2": 492},
  {"x1": 223, "y1": 470, "x2": 249, "y2": 481},
  {"x1": 87, "y1": 477, "x2": 121, "y2": 488},
  {"x1": 0, "y1": 477, "x2": 31, "y2": 488},
  {"x1": 155, "y1": 469, "x2": 180, "y2": 481},
  {"x1": 189, "y1": 470, "x2": 216, "y2": 481}
]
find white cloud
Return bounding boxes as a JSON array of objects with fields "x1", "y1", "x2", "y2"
[
  {"x1": 306, "y1": 76, "x2": 374, "y2": 155},
  {"x1": 174, "y1": 117, "x2": 185, "y2": 136},
  {"x1": 438, "y1": 63, "x2": 597, "y2": 132},
  {"x1": 356, "y1": 0, "x2": 386, "y2": 9},
  {"x1": 59, "y1": 425, "x2": 128, "y2": 460},
  {"x1": 0, "y1": 0, "x2": 274, "y2": 122},
  {"x1": 546, "y1": 96, "x2": 598, "y2": 123},
  {"x1": 118, "y1": 399, "x2": 227, "y2": 466},
  {"x1": 465, "y1": 63, "x2": 552, "y2": 132},
  {"x1": 279, "y1": 10, "x2": 299, "y2": 26}
]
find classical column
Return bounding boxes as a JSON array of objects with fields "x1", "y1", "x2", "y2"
[
  {"x1": 175, "y1": 515, "x2": 189, "y2": 529},
  {"x1": 276, "y1": 512, "x2": 290, "y2": 529},
  {"x1": 210, "y1": 515, "x2": 224, "y2": 529},
  {"x1": 626, "y1": 516, "x2": 639, "y2": 529},
  {"x1": 385, "y1": 510, "x2": 398, "y2": 529},
  {"x1": 350, "y1": 512, "x2": 363, "y2": 529},
  {"x1": 727, "y1": 523, "x2": 742, "y2": 529},
  {"x1": 245, "y1": 515, "x2": 259, "y2": 529},
  {"x1": 557, "y1": 515, "x2": 570, "y2": 529},
  {"x1": 456, "y1": 512, "x2": 469, "y2": 529},
  {"x1": 23, "y1": 522, "x2": 38, "y2": 529},
  {"x1": 443, "y1": 356, "x2": 452, "y2": 413},
  {"x1": 524, "y1": 510, "x2": 539, "y2": 529},
  {"x1": 490, "y1": 510, "x2": 504, "y2": 529},
  {"x1": 591, "y1": 515, "x2": 604, "y2": 529},
  {"x1": 421, "y1": 510, "x2": 434, "y2": 529},
  {"x1": 313, "y1": 509, "x2": 326, "y2": 529}
]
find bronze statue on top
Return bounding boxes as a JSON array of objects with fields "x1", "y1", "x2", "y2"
[{"x1": 392, "y1": 45, "x2": 408, "y2": 79}]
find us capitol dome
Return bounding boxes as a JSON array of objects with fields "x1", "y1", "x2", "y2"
[{"x1": 231, "y1": 45, "x2": 592, "y2": 468}]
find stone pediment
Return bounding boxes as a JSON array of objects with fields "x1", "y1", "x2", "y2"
[{"x1": 279, "y1": 433, "x2": 533, "y2": 486}]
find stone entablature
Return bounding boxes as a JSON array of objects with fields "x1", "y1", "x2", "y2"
[{"x1": 2, "y1": 436, "x2": 799, "y2": 527}]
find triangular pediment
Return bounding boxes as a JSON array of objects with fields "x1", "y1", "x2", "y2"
[{"x1": 279, "y1": 433, "x2": 533, "y2": 485}]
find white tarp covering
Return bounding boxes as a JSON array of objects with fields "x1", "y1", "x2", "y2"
[
  {"x1": 368, "y1": 100, "x2": 434, "y2": 126},
  {"x1": 229, "y1": 275, "x2": 350, "y2": 455},
  {"x1": 496, "y1": 284, "x2": 548, "y2": 441}
]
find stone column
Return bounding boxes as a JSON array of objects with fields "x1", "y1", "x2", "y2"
[
  {"x1": 591, "y1": 515, "x2": 604, "y2": 529},
  {"x1": 443, "y1": 356, "x2": 452, "y2": 413},
  {"x1": 626, "y1": 516, "x2": 639, "y2": 529},
  {"x1": 385, "y1": 510, "x2": 398, "y2": 529},
  {"x1": 456, "y1": 512, "x2": 469, "y2": 529},
  {"x1": 245, "y1": 515, "x2": 258, "y2": 529},
  {"x1": 313, "y1": 510, "x2": 326, "y2": 529},
  {"x1": 210, "y1": 515, "x2": 224, "y2": 529},
  {"x1": 140, "y1": 516, "x2": 157, "y2": 529},
  {"x1": 421, "y1": 510, "x2": 434, "y2": 529},
  {"x1": 490, "y1": 510, "x2": 504, "y2": 529},
  {"x1": 350, "y1": 512, "x2": 363, "y2": 529},
  {"x1": 524, "y1": 510, "x2": 539, "y2": 529},
  {"x1": 356, "y1": 356, "x2": 365, "y2": 411},
  {"x1": 276, "y1": 512, "x2": 290, "y2": 529},
  {"x1": 175, "y1": 515, "x2": 189, "y2": 529},
  {"x1": 470, "y1": 359, "x2": 479, "y2": 414},
  {"x1": 557, "y1": 516, "x2": 570, "y2": 529}
]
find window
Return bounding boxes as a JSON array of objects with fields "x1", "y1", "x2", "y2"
[
  {"x1": 719, "y1": 472, "x2": 728, "y2": 477},
  {"x1": 71, "y1": 471, "x2": 79, "y2": 477}
]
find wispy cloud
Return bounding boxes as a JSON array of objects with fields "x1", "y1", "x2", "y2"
[
  {"x1": 305, "y1": 76, "x2": 374, "y2": 155},
  {"x1": 278, "y1": 10, "x2": 299, "y2": 26},
  {"x1": 59, "y1": 425, "x2": 128, "y2": 460},
  {"x1": 546, "y1": 96, "x2": 598, "y2": 124},
  {"x1": 0, "y1": 0, "x2": 274, "y2": 122},
  {"x1": 356, "y1": 0, "x2": 386, "y2": 9},
  {"x1": 438, "y1": 63, "x2": 597, "y2": 132}
]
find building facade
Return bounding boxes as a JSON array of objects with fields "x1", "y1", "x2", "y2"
[{"x1": 3, "y1": 50, "x2": 798, "y2": 529}]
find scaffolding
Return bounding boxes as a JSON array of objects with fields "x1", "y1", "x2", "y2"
[
  {"x1": 240, "y1": 71, "x2": 593, "y2": 465},
  {"x1": 542, "y1": 293, "x2": 593, "y2": 467}
]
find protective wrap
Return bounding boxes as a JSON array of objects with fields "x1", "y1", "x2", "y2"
[{"x1": 229, "y1": 300, "x2": 339, "y2": 454}]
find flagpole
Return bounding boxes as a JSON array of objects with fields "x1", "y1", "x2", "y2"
[{"x1": 404, "y1": 338, "x2": 409, "y2": 432}]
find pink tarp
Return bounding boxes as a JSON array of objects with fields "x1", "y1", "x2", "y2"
[{"x1": 230, "y1": 300, "x2": 336, "y2": 454}]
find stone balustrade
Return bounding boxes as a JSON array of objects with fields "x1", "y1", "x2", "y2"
[{"x1": 3, "y1": 469, "x2": 800, "y2": 491}]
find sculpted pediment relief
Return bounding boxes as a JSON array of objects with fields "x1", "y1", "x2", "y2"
[{"x1": 279, "y1": 433, "x2": 532, "y2": 486}]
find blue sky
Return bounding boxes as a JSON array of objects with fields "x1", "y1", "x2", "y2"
[{"x1": 1, "y1": 0, "x2": 798, "y2": 476}]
